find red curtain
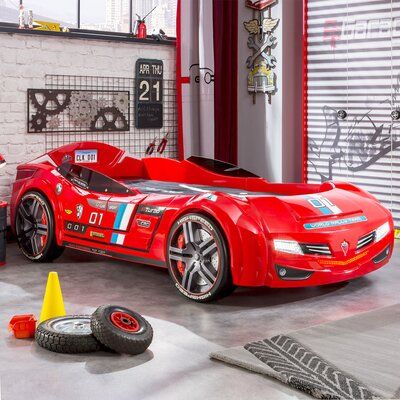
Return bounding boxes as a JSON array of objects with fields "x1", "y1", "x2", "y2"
[{"x1": 213, "y1": 0, "x2": 238, "y2": 164}]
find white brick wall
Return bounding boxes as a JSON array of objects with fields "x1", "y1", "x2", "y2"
[{"x1": 0, "y1": 32, "x2": 176, "y2": 205}]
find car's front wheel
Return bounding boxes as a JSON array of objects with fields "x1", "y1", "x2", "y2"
[
  {"x1": 167, "y1": 213, "x2": 234, "y2": 302},
  {"x1": 15, "y1": 191, "x2": 64, "y2": 262}
]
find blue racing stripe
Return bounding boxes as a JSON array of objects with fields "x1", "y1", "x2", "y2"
[
  {"x1": 319, "y1": 206, "x2": 333, "y2": 215},
  {"x1": 111, "y1": 232, "x2": 118, "y2": 244},
  {"x1": 113, "y1": 204, "x2": 127, "y2": 229}
]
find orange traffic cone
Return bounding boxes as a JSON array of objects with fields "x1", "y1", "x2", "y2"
[{"x1": 39, "y1": 271, "x2": 66, "y2": 323}]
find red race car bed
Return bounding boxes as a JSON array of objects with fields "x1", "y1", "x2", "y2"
[{"x1": 10, "y1": 142, "x2": 395, "y2": 302}]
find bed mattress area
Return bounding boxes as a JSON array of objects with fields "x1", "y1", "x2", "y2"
[{"x1": 122, "y1": 179, "x2": 277, "y2": 196}]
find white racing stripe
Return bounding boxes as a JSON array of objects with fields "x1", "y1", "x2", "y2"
[{"x1": 119, "y1": 204, "x2": 135, "y2": 231}]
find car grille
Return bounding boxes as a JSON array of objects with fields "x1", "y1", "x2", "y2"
[
  {"x1": 300, "y1": 243, "x2": 332, "y2": 256},
  {"x1": 357, "y1": 231, "x2": 376, "y2": 250}
]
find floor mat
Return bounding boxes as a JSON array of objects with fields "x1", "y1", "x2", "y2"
[{"x1": 210, "y1": 304, "x2": 400, "y2": 399}]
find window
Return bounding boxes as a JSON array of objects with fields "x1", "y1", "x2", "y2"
[
  {"x1": 132, "y1": 0, "x2": 176, "y2": 37},
  {"x1": 0, "y1": 0, "x2": 177, "y2": 37},
  {"x1": 58, "y1": 163, "x2": 132, "y2": 194},
  {"x1": 0, "y1": 0, "x2": 78, "y2": 27},
  {"x1": 80, "y1": 0, "x2": 130, "y2": 33}
]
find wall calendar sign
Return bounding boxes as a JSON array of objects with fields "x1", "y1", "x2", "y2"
[{"x1": 135, "y1": 59, "x2": 164, "y2": 129}]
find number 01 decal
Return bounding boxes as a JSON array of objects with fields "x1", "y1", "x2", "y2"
[{"x1": 89, "y1": 212, "x2": 104, "y2": 225}]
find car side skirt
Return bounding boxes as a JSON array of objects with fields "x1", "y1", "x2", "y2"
[{"x1": 62, "y1": 241, "x2": 166, "y2": 268}]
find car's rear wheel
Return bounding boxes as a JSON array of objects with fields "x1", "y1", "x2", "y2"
[
  {"x1": 15, "y1": 191, "x2": 64, "y2": 262},
  {"x1": 167, "y1": 213, "x2": 234, "y2": 302}
]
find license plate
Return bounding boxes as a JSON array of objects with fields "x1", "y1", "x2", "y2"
[{"x1": 74, "y1": 149, "x2": 98, "y2": 164}]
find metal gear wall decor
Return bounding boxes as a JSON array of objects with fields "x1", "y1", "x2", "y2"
[
  {"x1": 113, "y1": 92, "x2": 129, "y2": 113},
  {"x1": 48, "y1": 116, "x2": 61, "y2": 129},
  {"x1": 68, "y1": 91, "x2": 98, "y2": 127},
  {"x1": 244, "y1": 0, "x2": 279, "y2": 104},
  {"x1": 28, "y1": 90, "x2": 71, "y2": 115},
  {"x1": 30, "y1": 112, "x2": 48, "y2": 132},
  {"x1": 27, "y1": 89, "x2": 130, "y2": 133},
  {"x1": 90, "y1": 107, "x2": 129, "y2": 132}
]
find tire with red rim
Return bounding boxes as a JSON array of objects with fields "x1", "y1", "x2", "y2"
[
  {"x1": 90, "y1": 305, "x2": 153, "y2": 355},
  {"x1": 15, "y1": 191, "x2": 64, "y2": 262},
  {"x1": 167, "y1": 213, "x2": 234, "y2": 303}
]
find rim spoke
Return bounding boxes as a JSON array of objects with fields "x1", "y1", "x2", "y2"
[
  {"x1": 199, "y1": 237, "x2": 217, "y2": 256},
  {"x1": 30, "y1": 234, "x2": 39, "y2": 255},
  {"x1": 18, "y1": 215, "x2": 33, "y2": 230},
  {"x1": 169, "y1": 246, "x2": 192, "y2": 262},
  {"x1": 22, "y1": 227, "x2": 34, "y2": 236},
  {"x1": 201, "y1": 261, "x2": 217, "y2": 282},
  {"x1": 30, "y1": 199, "x2": 40, "y2": 219},
  {"x1": 183, "y1": 222, "x2": 196, "y2": 244},
  {"x1": 181, "y1": 263, "x2": 196, "y2": 292},
  {"x1": 36, "y1": 223, "x2": 48, "y2": 236},
  {"x1": 19, "y1": 204, "x2": 31, "y2": 221},
  {"x1": 198, "y1": 269, "x2": 213, "y2": 287}
]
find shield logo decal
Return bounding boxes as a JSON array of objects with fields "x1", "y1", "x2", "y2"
[
  {"x1": 341, "y1": 240, "x2": 349, "y2": 256},
  {"x1": 76, "y1": 204, "x2": 83, "y2": 220}
]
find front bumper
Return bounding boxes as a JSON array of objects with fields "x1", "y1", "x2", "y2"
[{"x1": 266, "y1": 234, "x2": 394, "y2": 288}]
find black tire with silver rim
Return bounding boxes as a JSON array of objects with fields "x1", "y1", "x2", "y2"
[
  {"x1": 15, "y1": 191, "x2": 64, "y2": 262},
  {"x1": 167, "y1": 213, "x2": 234, "y2": 302},
  {"x1": 35, "y1": 315, "x2": 102, "y2": 354}
]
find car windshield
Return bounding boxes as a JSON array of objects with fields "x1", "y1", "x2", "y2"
[
  {"x1": 58, "y1": 163, "x2": 132, "y2": 195},
  {"x1": 188, "y1": 156, "x2": 259, "y2": 178}
]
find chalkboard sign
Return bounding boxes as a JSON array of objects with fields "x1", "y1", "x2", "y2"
[{"x1": 135, "y1": 59, "x2": 163, "y2": 129}]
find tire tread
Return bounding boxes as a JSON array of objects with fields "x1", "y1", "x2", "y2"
[
  {"x1": 35, "y1": 317, "x2": 101, "y2": 354},
  {"x1": 90, "y1": 305, "x2": 153, "y2": 355}
]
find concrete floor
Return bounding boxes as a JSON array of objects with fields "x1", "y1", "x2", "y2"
[{"x1": 0, "y1": 242, "x2": 399, "y2": 400}]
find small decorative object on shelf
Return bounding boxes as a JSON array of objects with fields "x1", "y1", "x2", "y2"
[
  {"x1": 244, "y1": 0, "x2": 279, "y2": 104},
  {"x1": 18, "y1": 1, "x2": 25, "y2": 29},
  {"x1": 27, "y1": 10, "x2": 33, "y2": 29},
  {"x1": 33, "y1": 20, "x2": 61, "y2": 32},
  {"x1": 133, "y1": 5, "x2": 157, "y2": 38}
]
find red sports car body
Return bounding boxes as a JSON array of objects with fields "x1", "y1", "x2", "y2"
[{"x1": 10, "y1": 142, "x2": 394, "y2": 302}]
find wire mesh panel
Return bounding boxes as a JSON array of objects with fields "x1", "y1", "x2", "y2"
[
  {"x1": 28, "y1": 89, "x2": 130, "y2": 133},
  {"x1": 44, "y1": 74, "x2": 178, "y2": 159}
]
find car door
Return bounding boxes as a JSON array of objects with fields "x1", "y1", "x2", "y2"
[{"x1": 57, "y1": 162, "x2": 144, "y2": 247}]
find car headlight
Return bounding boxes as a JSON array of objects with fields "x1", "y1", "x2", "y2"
[
  {"x1": 375, "y1": 221, "x2": 390, "y2": 242},
  {"x1": 273, "y1": 240, "x2": 303, "y2": 255}
]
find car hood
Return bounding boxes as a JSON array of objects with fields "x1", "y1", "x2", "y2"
[{"x1": 245, "y1": 188, "x2": 389, "y2": 234}]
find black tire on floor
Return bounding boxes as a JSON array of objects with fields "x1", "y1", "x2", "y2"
[
  {"x1": 35, "y1": 315, "x2": 102, "y2": 354},
  {"x1": 90, "y1": 305, "x2": 153, "y2": 355},
  {"x1": 15, "y1": 191, "x2": 64, "y2": 262}
]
